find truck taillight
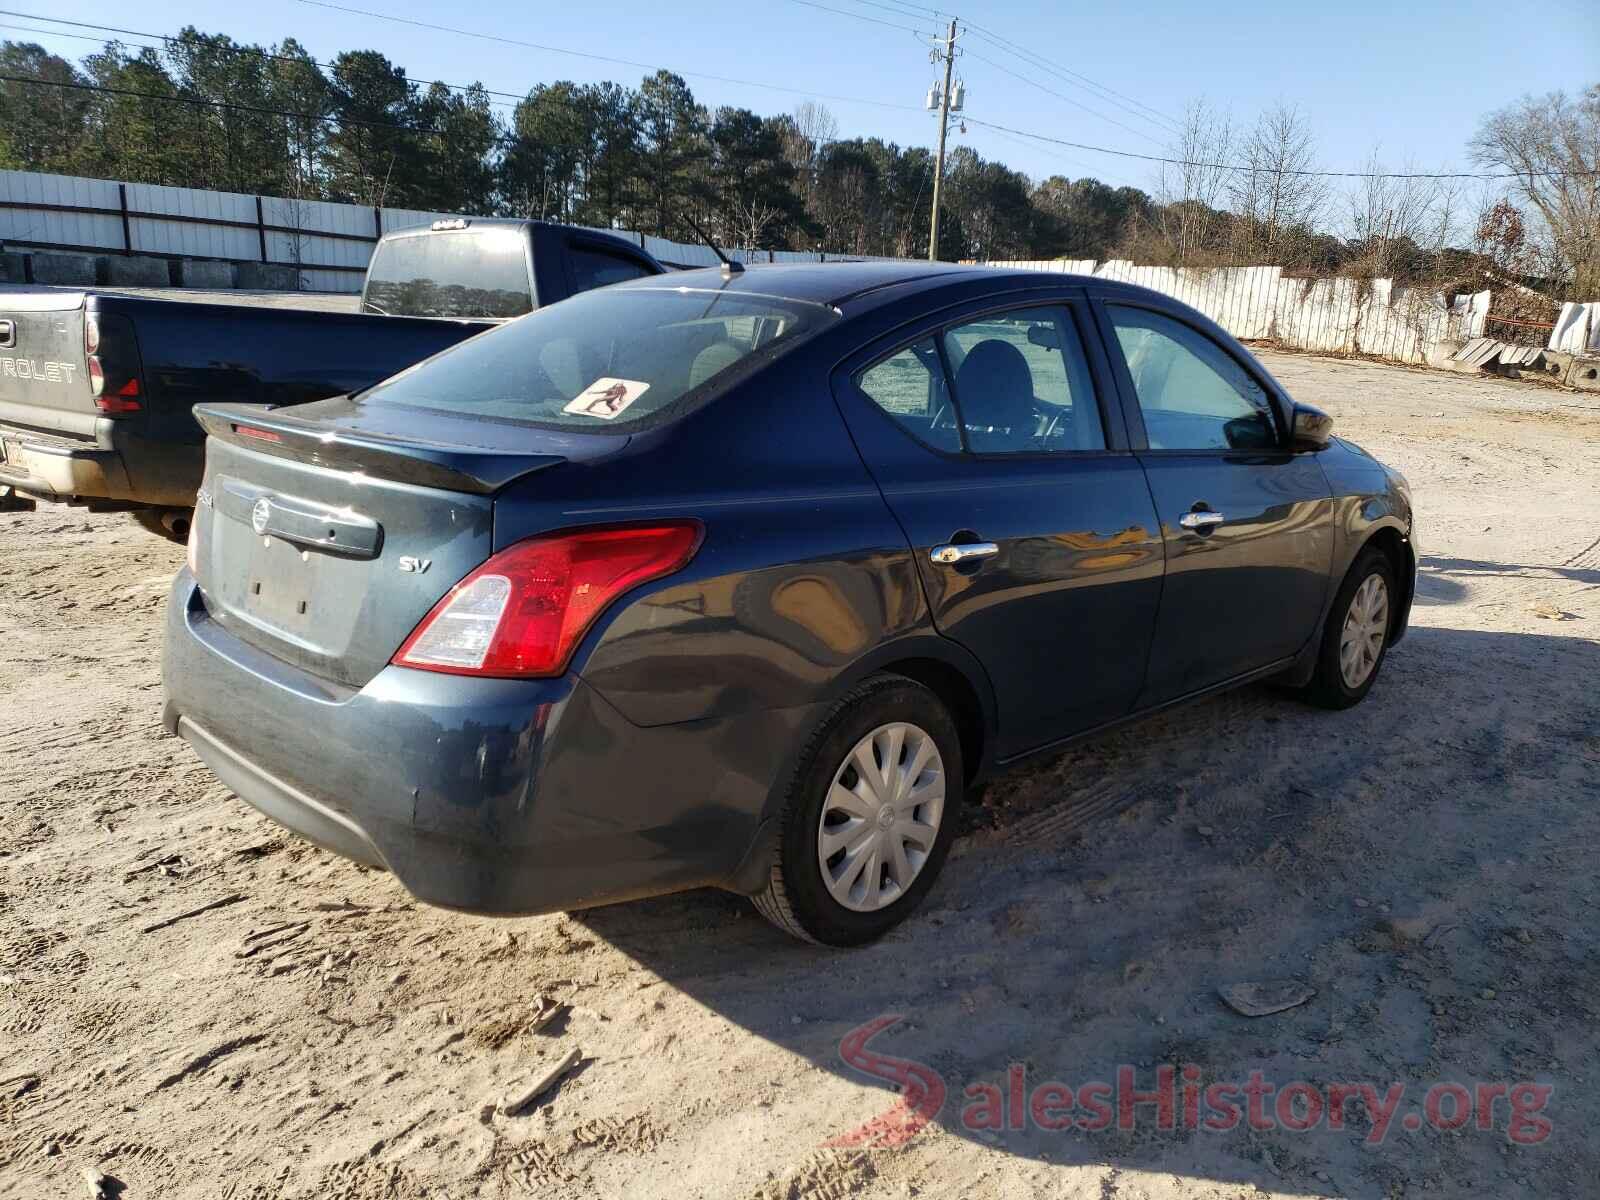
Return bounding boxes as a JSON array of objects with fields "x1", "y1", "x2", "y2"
[
  {"x1": 392, "y1": 523, "x2": 702, "y2": 678},
  {"x1": 86, "y1": 313, "x2": 142, "y2": 413}
]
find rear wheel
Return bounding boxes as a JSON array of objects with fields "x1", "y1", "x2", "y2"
[
  {"x1": 752, "y1": 674, "x2": 963, "y2": 946},
  {"x1": 1298, "y1": 547, "x2": 1396, "y2": 710}
]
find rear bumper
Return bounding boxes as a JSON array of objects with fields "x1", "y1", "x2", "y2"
[
  {"x1": 0, "y1": 425, "x2": 133, "y2": 501},
  {"x1": 0, "y1": 419, "x2": 196, "y2": 508},
  {"x1": 162, "y1": 570, "x2": 821, "y2": 915}
]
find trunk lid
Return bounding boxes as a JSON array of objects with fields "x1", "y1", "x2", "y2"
[
  {"x1": 0, "y1": 292, "x2": 96, "y2": 434},
  {"x1": 191, "y1": 398, "x2": 626, "y2": 688}
]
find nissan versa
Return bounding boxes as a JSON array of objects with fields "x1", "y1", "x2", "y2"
[{"x1": 161, "y1": 262, "x2": 1416, "y2": 946}]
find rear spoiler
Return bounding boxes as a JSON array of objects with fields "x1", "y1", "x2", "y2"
[{"x1": 194, "y1": 401, "x2": 584, "y2": 495}]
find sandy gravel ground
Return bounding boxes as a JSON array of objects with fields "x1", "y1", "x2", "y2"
[{"x1": 2, "y1": 350, "x2": 1598, "y2": 1200}]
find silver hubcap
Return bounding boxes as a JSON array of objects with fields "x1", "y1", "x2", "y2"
[
  {"x1": 818, "y1": 722, "x2": 945, "y2": 913},
  {"x1": 1339, "y1": 573, "x2": 1389, "y2": 689}
]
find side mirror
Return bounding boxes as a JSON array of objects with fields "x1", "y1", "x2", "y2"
[{"x1": 1290, "y1": 402, "x2": 1333, "y2": 451}]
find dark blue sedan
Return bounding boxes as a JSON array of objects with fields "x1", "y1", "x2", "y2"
[{"x1": 161, "y1": 262, "x2": 1416, "y2": 946}]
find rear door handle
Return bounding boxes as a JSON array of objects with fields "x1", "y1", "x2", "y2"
[
  {"x1": 930, "y1": 542, "x2": 999, "y2": 564},
  {"x1": 1178, "y1": 511, "x2": 1225, "y2": 531}
]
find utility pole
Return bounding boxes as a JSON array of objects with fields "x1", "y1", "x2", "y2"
[{"x1": 927, "y1": 18, "x2": 958, "y2": 262}]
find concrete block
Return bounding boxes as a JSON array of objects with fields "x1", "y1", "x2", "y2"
[
  {"x1": 29, "y1": 252, "x2": 98, "y2": 286},
  {"x1": 98, "y1": 254, "x2": 173, "y2": 287},
  {"x1": 0, "y1": 251, "x2": 27, "y2": 283},
  {"x1": 1566, "y1": 356, "x2": 1600, "y2": 392},
  {"x1": 174, "y1": 258, "x2": 236, "y2": 289},
  {"x1": 1426, "y1": 340, "x2": 1463, "y2": 370},
  {"x1": 235, "y1": 261, "x2": 300, "y2": 291},
  {"x1": 1536, "y1": 350, "x2": 1572, "y2": 380}
]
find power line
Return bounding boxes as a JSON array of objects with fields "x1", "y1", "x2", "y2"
[
  {"x1": 962, "y1": 45, "x2": 1169, "y2": 149},
  {"x1": 0, "y1": 10, "x2": 526, "y2": 109},
  {"x1": 961, "y1": 21, "x2": 1181, "y2": 132},
  {"x1": 779, "y1": 0, "x2": 928, "y2": 35},
  {"x1": 292, "y1": 0, "x2": 922, "y2": 112},
  {"x1": 961, "y1": 114, "x2": 1596, "y2": 181}
]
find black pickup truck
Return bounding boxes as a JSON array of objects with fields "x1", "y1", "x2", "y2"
[{"x1": 0, "y1": 219, "x2": 664, "y2": 536}]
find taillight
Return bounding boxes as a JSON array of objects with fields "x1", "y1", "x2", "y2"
[
  {"x1": 393, "y1": 523, "x2": 702, "y2": 678},
  {"x1": 86, "y1": 313, "x2": 142, "y2": 414}
]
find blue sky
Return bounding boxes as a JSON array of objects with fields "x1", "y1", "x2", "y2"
[{"x1": 21, "y1": 0, "x2": 1600, "y2": 214}]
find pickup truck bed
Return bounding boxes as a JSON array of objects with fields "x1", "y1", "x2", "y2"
[
  {"x1": 0, "y1": 219, "x2": 665, "y2": 525},
  {"x1": 0, "y1": 288, "x2": 488, "y2": 508}
]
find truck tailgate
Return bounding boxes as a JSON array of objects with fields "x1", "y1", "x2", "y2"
[{"x1": 0, "y1": 292, "x2": 96, "y2": 435}]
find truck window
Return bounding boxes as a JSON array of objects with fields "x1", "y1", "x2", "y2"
[
  {"x1": 363, "y1": 227, "x2": 533, "y2": 319},
  {"x1": 568, "y1": 245, "x2": 655, "y2": 294}
]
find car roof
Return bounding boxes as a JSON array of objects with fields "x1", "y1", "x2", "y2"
[{"x1": 618, "y1": 261, "x2": 1070, "y2": 308}]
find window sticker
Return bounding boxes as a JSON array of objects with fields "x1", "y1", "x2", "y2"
[{"x1": 563, "y1": 377, "x2": 650, "y2": 420}]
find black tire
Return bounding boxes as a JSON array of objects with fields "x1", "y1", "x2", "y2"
[
  {"x1": 1298, "y1": 547, "x2": 1397, "y2": 710},
  {"x1": 752, "y1": 673, "x2": 964, "y2": 947}
]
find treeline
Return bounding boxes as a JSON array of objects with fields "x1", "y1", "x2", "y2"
[
  {"x1": 0, "y1": 29, "x2": 1317, "y2": 264},
  {"x1": 2, "y1": 30, "x2": 1592, "y2": 292}
]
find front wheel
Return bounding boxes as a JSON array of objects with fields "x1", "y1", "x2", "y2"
[
  {"x1": 1298, "y1": 547, "x2": 1396, "y2": 710},
  {"x1": 752, "y1": 674, "x2": 963, "y2": 946}
]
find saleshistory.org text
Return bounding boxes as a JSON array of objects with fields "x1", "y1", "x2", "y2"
[{"x1": 825, "y1": 1016, "x2": 1554, "y2": 1150}]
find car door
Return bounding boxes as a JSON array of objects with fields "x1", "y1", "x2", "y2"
[
  {"x1": 833, "y1": 295, "x2": 1165, "y2": 760},
  {"x1": 1094, "y1": 298, "x2": 1334, "y2": 705}
]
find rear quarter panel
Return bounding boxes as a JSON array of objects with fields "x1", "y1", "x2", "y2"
[{"x1": 491, "y1": 351, "x2": 940, "y2": 729}]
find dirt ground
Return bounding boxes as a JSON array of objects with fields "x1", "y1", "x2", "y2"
[{"x1": 2, "y1": 349, "x2": 1598, "y2": 1200}]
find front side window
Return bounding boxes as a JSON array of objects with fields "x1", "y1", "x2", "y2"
[
  {"x1": 359, "y1": 286, "x2": 835, "y2": 431},
  {"x1": 940, "y1": 307, "x2": 1104, "y2": 453},
  {"x1": 1106, "y1": 305, "x2": 1277, "y2": 451},
  {"x1": 855, "y1": 339, "x2": 961, "y2": 452}
]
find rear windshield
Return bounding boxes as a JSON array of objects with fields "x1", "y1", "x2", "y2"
[
  {"x1": 363, "y1": 227, "x2": 533, "y2": 319},
  {"x1": 359, "y1": 286, "x2": 837, "y2": 431}
]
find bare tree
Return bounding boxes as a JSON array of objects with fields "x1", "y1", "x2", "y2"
[
  {"x1": 1345, "y1": 148, "x2": 1448, "y2": 279},
  {"x1": 1151, "y1": 99, "x2": 1233, "y2": 266},
  {"x1": 729, "y1": 196, "x2": 781, "y2": 250},
  {"x1": 1469, "y1": 85, "x2": 1600, "y2": 296},
  {"x1": 1227, "y1": 102, "x2": 1327, "y2": 264},
  {"x1": 782, "y1": 101, "x2": 837, "y2": 206}
]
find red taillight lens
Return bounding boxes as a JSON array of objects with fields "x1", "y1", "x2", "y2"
[
  {"x1": 393, "y1": 522, "x2": 702, "y2": 678},
  {"x1": 94, "y1": 376, "x2": 141, "y2": 414}
]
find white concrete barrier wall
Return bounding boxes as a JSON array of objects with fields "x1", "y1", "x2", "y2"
[{"x1": 985, "y1": 259, "x2": 1488, "y2": 364}]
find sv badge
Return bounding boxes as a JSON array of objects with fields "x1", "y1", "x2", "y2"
[{"x1": 397, "y1": 556, "x2": 432, "y2": 574}]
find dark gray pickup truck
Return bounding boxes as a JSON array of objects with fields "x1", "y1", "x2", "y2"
[{"x1": 0, "y1": 219, "x2": 664, "y2": 536}]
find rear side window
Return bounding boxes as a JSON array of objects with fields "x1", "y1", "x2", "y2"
[
  {"x1": 942, "y1": 307, "x2": 1104, "y2": 453},
  {"x1": 855, "y1": 306, "x2": 1105, "y2": 456},
  {"x1": 568, "y1": 245, "x2": 655, "y2": 294},
  {"x1": 363, "y1": 227, "x2": 532, "y2": 319},
  {"x1": 360, "y1": 286, "x2": 836, "y2": 431},
  {"x1": 855, "y1": 339, "x2": 960, "y2": 452}
]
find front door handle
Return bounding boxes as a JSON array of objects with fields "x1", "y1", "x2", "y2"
[
  {"x1": 1178, "y1": 510, "x2": 1225, "y2": 531},
  {"x1": 930, "y1": 542, "x2": 999, "y2": 564}
]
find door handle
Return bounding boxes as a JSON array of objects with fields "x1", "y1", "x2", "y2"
[
  {"x1": 930, "y1": 542, "x2": 999, "y2": 565},
  {"x1": 1178, "y1": 510, "x2": 1225, "y2": 531}
]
